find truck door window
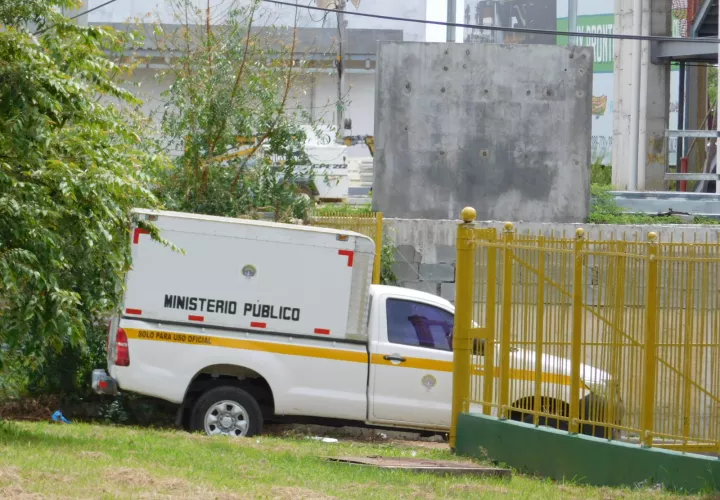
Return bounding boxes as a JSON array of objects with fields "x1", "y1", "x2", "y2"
[{"x1": 385, "y1": 299, "x2": 454, "y2": 351}]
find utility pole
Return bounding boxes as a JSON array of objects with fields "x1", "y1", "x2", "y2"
[
  {"x1": 336, "y1": 0, "x2": 347, "y2": 135},
  {"x1": 446, "y1": 0, "x2": 456, "y2": 42},
  {"x1": 568, "y1": 0, "x2": 578, "y2": 45},
  {"x1": 716, "y1": 1, "x2": 720, "y2": 193},
  {"x1": 493, "y1": 0, "x2": 503, "y2": 44},
  {"x1": 628, "y1": 0, "x2": 643, "y2": 191}
]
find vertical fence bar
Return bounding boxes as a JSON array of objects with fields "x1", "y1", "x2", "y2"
[
  {"x1": 372, "y1": 212, "x2": 383, "y2": 284},
  {"x1": 569, "y1": 228, "x2": 585, "y2": 434},
  {"x1": 682, "y1": 248, "x2": 696, "y2": 441},
  {"x1": 483, "y1": 231, "x2": 498, "y2": 416},
  {"x1": 499, "y1": 222, "x2": 515, "y2": 419},
  {"x1": 450, "y1": 208, "x2": 477, "y2": 450},
  {"x1": 533, "y1": 236, "x2": 546, "y2": 425},
  {"x1": 607, "y1": 241, "x2": 626, "y2": 438},
  {"x1": 641, "y1": 232, "x2": 659, "y2": 447}
]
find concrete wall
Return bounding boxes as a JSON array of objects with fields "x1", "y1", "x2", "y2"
[
  {"x1": 385, "y1": 218, "x2": 720, "y2": 303},
  {"x1": 457, "y1": 413, "x2": 720, "y2": 492},
  {"x1": 373, "y1": 41, "x2": 594, "y2": 222},
  {"x1": 612, "y1": 0, "x2": 672, "y2": 190}
]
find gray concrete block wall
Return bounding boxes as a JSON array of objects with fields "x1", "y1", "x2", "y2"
[
  {"x1": 373, "y1": 42, "x2": 593, "y2": 222},
  {"x1": 384, "y1": 218, "x2": 720, "y2": 304}
]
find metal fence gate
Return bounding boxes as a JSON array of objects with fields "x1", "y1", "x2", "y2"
[
  {"x1": 450, "y1": 208, "x2": 720, "y2": 454},
  {"x1": 309, "y1": 210, "x2": 384, "y2": 285}
]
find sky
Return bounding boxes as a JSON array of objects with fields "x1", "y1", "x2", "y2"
[{"x1": 426, "y1": 0, "x2": 463, "y2": 43}]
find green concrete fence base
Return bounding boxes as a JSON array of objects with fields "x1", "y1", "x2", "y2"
[{"x1": 456, "y1": 413, "x2": 720, "y2": 494}]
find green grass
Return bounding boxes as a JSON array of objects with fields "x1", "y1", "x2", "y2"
[{"x1": 0, "y1": 421, "x2": 702, "y2": 499}]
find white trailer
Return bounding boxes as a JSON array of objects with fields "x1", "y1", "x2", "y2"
[{"x1": 122, "y1": 209, "x2": 374, "y2": 342}]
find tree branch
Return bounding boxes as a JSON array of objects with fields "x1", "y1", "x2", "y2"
[
  {"x1": 204, "y1": 0, "x2": 258, "y2": 166},
  {"x1": 230, "y1": 21, "x2": 298, "y2": 190}
]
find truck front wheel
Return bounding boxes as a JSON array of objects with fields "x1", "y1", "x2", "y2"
[{"x1": 190, "y1": 386, "x2": 263, "y2": 438}]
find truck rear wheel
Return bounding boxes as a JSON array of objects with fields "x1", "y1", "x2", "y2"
[{"x1": 190, "y1": 386, "x2": 263, "y2": 438}]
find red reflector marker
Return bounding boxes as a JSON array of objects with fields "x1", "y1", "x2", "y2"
[
  {"x1": 188, "y1": 315, "x2": 204, "y2": 322},
  {"x1": 125, "y1": 308, "x2": 142, "y2": 315},
  {"x1": 314, "y1": 328, "x2": 330, "y2": 335},
  {"x1": 133, "y1": 227, "x2": 149, "y2": 244},
  {"x1": 250, "y1": 322, "x2": 267, "y2": 329},
  {"x1": 338, "y1": 249, "x2": 354, "y2": 267}
]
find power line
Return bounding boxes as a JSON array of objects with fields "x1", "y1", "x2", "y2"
[
  {"x1": 263, "y1": 0, "x2": 720, "y2": 45},
  {"x1": 34, "y1": 0, "x2": 119, "y2": 35}
]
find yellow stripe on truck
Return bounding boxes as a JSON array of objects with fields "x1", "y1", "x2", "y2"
[
  {"x1": 124, "y1": 328, "x2": 368, "y2": 364},
  {"x1": 125, "y1": 328, "x2": 572, "y2": 387},
  {"x1": 370, "y1": 354, "x2": 573, "y2": 387}
]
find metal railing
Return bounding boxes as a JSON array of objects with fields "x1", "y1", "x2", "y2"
[
  {"x1": 450, "y1": 208, "x2": 720, "y2": 454},
  {"x1": 309, "y1": 210, "x2": 383, "y2": 284}
]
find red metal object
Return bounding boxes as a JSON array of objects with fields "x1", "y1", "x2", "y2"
[{"x1": 680, "y1": 157, "x2": 689, "y2": 192}]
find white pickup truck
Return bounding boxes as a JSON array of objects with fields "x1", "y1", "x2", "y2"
[{"x1": 93, "y1": 209, "x2": 618, "y2": 438}]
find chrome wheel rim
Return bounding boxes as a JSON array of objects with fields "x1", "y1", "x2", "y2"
[{"x1": 204, "y1": 400, "x2": 250, "y2": 437}]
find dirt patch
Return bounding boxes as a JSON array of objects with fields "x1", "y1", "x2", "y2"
[
  {"x1": 0, "y1": 397, "x2": 60, "y2": 422},
  {"x1": 0, "y1": 467, "x2": 47, "y2": 500},
  {"x1": 449, "y1": 483, "x2": 510, "y2": 495},
  {"x1": 265, "y1": 423, "x2": 447, "y2": 445},
  {"x1": 269, "y1": 486, "x2": 337, "y2": 500},
  {"x1": 0, "y1": 466, "x2": 22, "y2": 483},
  {"x1": 104, "y1": 467, "x2": 191, "y2": 490},
  {"x1": 78, "y1": 451, "x2": 110, "y2": 460},
  {"x1": 0, "y1": 485, "x2": 47, "y2": 500},
  {"x1": 102, "y1": 467, "x2": 243, "y2": 500}
]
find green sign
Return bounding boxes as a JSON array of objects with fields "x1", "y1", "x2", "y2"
[
  {"x1": 557, "y1": 15, "x2": 615, "y2": 73},
  {"x1": 557, "y1": 14, "x2": 682, "y2": 74}
]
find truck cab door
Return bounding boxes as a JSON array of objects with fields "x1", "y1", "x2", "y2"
[{"x1": 367, "y1": 296, "x2": 460, "y2": 429}]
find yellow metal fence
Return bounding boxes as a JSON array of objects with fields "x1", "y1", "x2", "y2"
[
  {"x1": 309, "y1": 210, "x2": 384, "y2": 285},
  {"x1": 450, "y1": 208, "x2": 720, "y2": 453}
]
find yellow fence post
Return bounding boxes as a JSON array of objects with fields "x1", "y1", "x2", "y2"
[
  {"x1": 533, "y1": 235, "x2": 546, "y2": 426},
  {"x1": 483, "y1": 231, "x2": 498, "y2": 416},
  {"x1": 569, "y1": 228, "x2": 585, "y2": 434},
  {"x1": 682, "y1": 247, "x2": 696, "y2": 441},
  {"x1": 641, "y1": 232, "x2": 659, "y2": 447},
  {"x1": 499, "y1": 222, "x2": 514, "y2": 419},
  {"x1": 450, "y1": 207, "x2": 477, "y2": 450},
  {"x1": 607, "y1": 241, "x2": 626, "y2": 437},
  {"x1": 372, "y1": 212, "x2": 383, "y2": 284}
]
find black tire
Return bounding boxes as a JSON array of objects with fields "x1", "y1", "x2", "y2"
[
  {"x1": 520, "y1": 412, "x2": 569, "y2": 432},
  {"x1": 190, "y1": 385, "x2": 263, "y2": 437}
]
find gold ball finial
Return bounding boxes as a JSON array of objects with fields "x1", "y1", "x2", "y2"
[
  {"x1": 576, "y1": 228, "x2": 585, "y2": 239},
  {"x1": 648, "y1": 232, "x2": 658, "y2": 242},
  {"x1": 504, "y1": 222, "x2": 514, "y2": 232},
  {"x1": 461, "y1": 207, "x2": 477, "y2": 223}
]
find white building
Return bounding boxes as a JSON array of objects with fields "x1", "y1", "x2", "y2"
[{"x1": 83, "y1": 0, "x2": 428, "y2": 153}]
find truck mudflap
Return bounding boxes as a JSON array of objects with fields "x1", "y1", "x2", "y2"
[{"x1": 92, "y1": 369, "x2": 119, "y2": 396}]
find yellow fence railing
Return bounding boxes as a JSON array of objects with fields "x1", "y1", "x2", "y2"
[
  {"x1": 450, "y1": 207, "x2": 720, "y2": 454},
  {"x1": 309, "y1": 210, "x2": 383, "y2": 285}
]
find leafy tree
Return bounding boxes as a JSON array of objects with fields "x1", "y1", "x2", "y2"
[
  {"x1": 153, "y1": 0, "x2": 317, "y2": 222},
  {"x1": 0, "y1": 0, "x2": 168, "y2": 387}
]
